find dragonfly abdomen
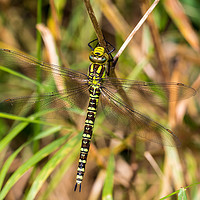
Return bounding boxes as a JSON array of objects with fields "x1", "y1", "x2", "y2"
[{"x1": 74, "y1": 94, "x2": 100, "y2": 191}]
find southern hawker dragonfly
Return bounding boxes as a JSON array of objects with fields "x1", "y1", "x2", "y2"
[{"x1": 0, "y1": 41, "x2": 196, "y2": 192}]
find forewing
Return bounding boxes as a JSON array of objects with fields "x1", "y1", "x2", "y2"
[
  {"x1": 102, "y1": 78, "x2": 196, "y2": 105},
  {"x1": 0, "y1": 48, "x2": 88, "y2": 83}
]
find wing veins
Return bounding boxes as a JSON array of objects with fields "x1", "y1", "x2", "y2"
[
  {"x1": 0, "y1": 48, "x2": 88, "y2": 81},
  {"x1": 101, "y1": 87, "x2": 180, "y2": 146},
  {"x1": 102, "y1": 78, "x2": 196, "y2": 102}
]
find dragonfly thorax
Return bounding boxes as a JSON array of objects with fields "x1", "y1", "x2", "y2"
[
  {"x1": 88, "y1": 70, "x2": 104, "y2": 99},
  {"x1": 88, "y1": 63, "x2": 106, "y2": 85}
]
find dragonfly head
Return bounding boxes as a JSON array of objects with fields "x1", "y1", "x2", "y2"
[{"x1": 89, "y1": 47, "x2": 109, "y2": 64}]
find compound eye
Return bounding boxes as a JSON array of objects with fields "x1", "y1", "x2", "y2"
[
  {"x1": 99, "y1": 56, "x2": 107, "y2": 63},
  {"x1": 89, "y1": 54, "x2": 96, "y2": 62},
  {"x1": 89, "y1": 54, "x2": 108, "y2": 63}
]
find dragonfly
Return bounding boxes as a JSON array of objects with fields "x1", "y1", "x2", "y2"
[{"x1": 0, "y1": 40, "x2": 196, "y2": 192}]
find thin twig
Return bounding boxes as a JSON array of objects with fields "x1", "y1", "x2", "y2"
[
  {"x1": 83, "y1": 0, "x2": 106, "y2": 48},
  {"x1": 113, "y1": 0, "x2": 160, "y2": 63}
]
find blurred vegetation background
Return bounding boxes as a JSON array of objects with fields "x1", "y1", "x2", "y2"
[{"x1": 0, "y1": 0, "x2": 199, "y2": 199}]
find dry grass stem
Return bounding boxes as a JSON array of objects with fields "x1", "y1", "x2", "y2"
[
  {"x1": 113, "y1": 0, "x2": 160, "y2": 63},
  {"x1": 164, "y1": 0, "x2": 200, "y2": 52},
  {"x1": 83, "y1": 0, "x2": 106, "y2": 47},
  {"x1": 144, "y1": 151, "x2": 163, "y2": 179},
  {"x1": 36, "y1": 24, "x2": 65, "y2": 92}
]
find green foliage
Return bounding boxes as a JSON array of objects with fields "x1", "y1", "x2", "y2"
[
  {"x1": 0, "y1": 0, "x2": 199, "y2": 199},
  {"x1": 102, "y1": 153, "x2": 115, "y2": 200}
]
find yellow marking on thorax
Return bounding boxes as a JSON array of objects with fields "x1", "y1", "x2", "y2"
[
  {"x1": 90, "y1": 65, "x2": 94, "y2": 72},
  {"x1": 97, "y1": 65, "x2": 102, "y2": 74}
]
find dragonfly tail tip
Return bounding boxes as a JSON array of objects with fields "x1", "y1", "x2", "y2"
[{"x1": 74, "y1": 183, "x2": 82, "y2": 192}]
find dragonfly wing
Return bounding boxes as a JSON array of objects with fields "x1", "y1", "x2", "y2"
[
  {"x1": 102, "y1": 78, "x2": 196, "y2": 105},
  {"x1": 0, "y1": 48, "x2": 88, "y2": 83},
  {"x1": 100, "y1": 87, "x2": 180, "y2": 146},
  {"x1": 0, "y1": 84, "x2": 89, "y2": 114},
  {"x1": 0, "y1": 48, "x2": 90, "y2": 116}
]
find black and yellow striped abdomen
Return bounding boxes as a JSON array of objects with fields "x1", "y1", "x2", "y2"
[{"x1": 74, "y1": 47, "x2": 109, "y2": 192}]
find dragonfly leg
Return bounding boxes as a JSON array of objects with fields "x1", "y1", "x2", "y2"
[{"x1": 74, "y1": 183, "x2": 81, "y2": 192}]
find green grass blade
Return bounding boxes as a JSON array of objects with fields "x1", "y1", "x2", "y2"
[
  {"x1": 34, "y1": 0, "x2": 43, "y2": 157},
  {"x1": 0, "y1": 112, "x2": 63, "y2": 127},
  {"x1": 102, "y1": 152, "x2": 115, "y2": 200},
  {"x1": 159, "y1": 191, "x2": 179, "y2": 199},
  {"x1": 0, "y1": 65, "x2": 43, "y2": 88},
  {"x1": 0, "y1": 125, "x2": 62, "y2": 190},
  {"x1": 0, "y1": 120, "x2": 29, "y2": 153},
  {"x1": 159, "y1": 182, "x2": 200, "y2": 200},
  {"x1": 0, "y1": 146, "x2": 23, "y2": 190},
  {"x1": 33, "y1": 125, "x2": 62, "y2": 140},
  {"x1": 25, "y1": 132, "x2": 82, "y2": 200},
  {"x1": 0, "y1": 134, "x2": 71, "y2": 200},
  {"x1": 178, "y1": 188, "x2": 187, "y2": 200},
  {"x1": 0, "y1": 110, "x2": 65, "y2": 154},
  {"x1": 36, "y1": 0, "x2": 42, "y2": 63}
]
